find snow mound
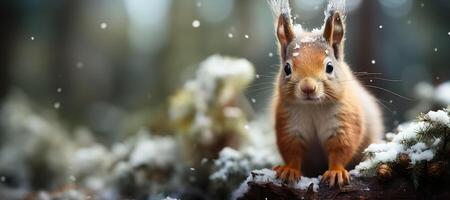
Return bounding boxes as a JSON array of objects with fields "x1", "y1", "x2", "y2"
[
  {"x1": 129, "y1": 133, "x2": 178, "y2": 168},
  {"x1": 232, "y1": 168, "x2": 320, "y2": 199},
  {"x1": 351, "y1": 108, "x2": 449, "y2": 176}
]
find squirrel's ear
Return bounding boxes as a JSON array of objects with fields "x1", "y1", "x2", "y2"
[
  {"x1": 277, "y1": 13, "x2": 295, "y2": 60},
  {"x1": 323, "y1": 12, "x2": 344, "y2": 59}
]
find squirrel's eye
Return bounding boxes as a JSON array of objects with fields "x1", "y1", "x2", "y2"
[
  {"x1": 326, "y1": 62, "x2": 334, "y2": 74},
  {"x1": 284, "y1": 63, "x2": 292, "y2": 76}
]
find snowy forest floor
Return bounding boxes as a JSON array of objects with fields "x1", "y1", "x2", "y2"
[{"x1": 240, "y1": 174, "x2": 450, "y2": 199}]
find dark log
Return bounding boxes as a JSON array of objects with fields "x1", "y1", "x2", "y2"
[{"x1": 238, "y1": 176, "x2": 450, "y2": 200}]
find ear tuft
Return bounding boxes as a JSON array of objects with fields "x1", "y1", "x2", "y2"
[
  {"x1": 268, "y1": 0, "x2": 291, "y2": 19},
  {"x1": 323, "y1": 11, "x2": 345, "y2": 59},
  {"x1": 268, "y1": 0, "x2": 296, "y2": 60}
]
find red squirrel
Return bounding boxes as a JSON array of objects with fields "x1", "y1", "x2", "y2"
[{"x1": 269, "y1": 0, "x2": 384, "y2": 187}]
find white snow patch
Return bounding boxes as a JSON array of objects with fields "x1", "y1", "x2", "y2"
[
  {"x1": 425, "y1": 110, "x2": 450, "y2": 126},
  {"x1": 409, "y1": 149, "x2": 434, "y2": 164},
  {"x1": 163, "y1": 197, "x2": 179, "y2": 200},
  {"x1": 129, "y1": 135, "x2": 178, "y2": 168},
  {"x1": 435, "y1": 82, "x2": 450, "y2": 104},
  {"x1": 232, "y1": 168, "x2": 320, "y2": 199},
  {"x1": 352, "y1": 108, "x2": 449, "y2": 176},
  {"x1": 392, "y1": 121, "x2": 429, "y2": 142}
]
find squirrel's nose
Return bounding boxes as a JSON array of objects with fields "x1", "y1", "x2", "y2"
[{"x1": 300, "y1": 78, "x2": 317, "y2": 95}]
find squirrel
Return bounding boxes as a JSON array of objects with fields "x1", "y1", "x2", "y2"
[{"x1": 268, "y1": 0, "x2": 384, "y2": 187}]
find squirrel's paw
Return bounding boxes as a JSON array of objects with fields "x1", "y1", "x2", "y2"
[
  {"x1": 273, "y1": 165, "x2": 301, "y2": 183},
  {"x1": 321, "y1": 167, "x2": 350, "y2": 187}
]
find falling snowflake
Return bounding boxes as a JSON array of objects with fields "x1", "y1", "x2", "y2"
[
  {"x1": 251, "y1": 98, "x2": 256, "y2": 103},
  {"x1": 54, "y1": 102, "x2": 61, "y2": 109},
  {"x1": 389, "y1": 100, "x2": 393, "y2": 103},
  {"x1": 190, "y1": 167, "x2": 195, "y2": 171},
  {"x1": 57, "y1": 88, "x2": 62, "y2": 93},
  {"x1": 30, "y1": 36, "x2": 35, "y2": 40},
  {"x1": 244, "y1": 124, "x2": 249, "y2": 130},
  {"x1": 255, "y1": 74, "x2": 260, "y2": 79},
  {"x1": 434, "y1": 48, "x2": 438, "y2": 52},
  {"x1": 228, "y1": 33, "x2": 234, "y2": 38},
  {"x1": 192, "y1": 20, "x2": 200, "y2": 28},
  {"x1": 378, "y1": 25, "x2": 383, "y2": 29},
  {"x1": 244, "y1": 34, "x2": 249, "y2": 39},
  {"x1": 100, "y1": 22, "x2": 107, "y2": 29},
  {"x1": 76, "y1": 61, "x2": 84, "y2": 69},
  {"x1": 370, "y1": 79, "x2": 373, "y2": 83},
  {"x1": 371, "y1": 59, "x2": 376, "y2": 64},
  {"x1": 268, "y1": 52, "x2": 273, "y2": 57}
]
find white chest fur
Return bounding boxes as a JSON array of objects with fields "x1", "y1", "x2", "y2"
[{"x1": 284, "y1": 103, "x2": 340, "y2": 146}]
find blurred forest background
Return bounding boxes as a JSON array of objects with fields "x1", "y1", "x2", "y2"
[
  {"x1": 0, "y1": 0, "x2": 450, "y2": 199},
  {"x1": 1, "y1": 0, "x2": 449, "y2": 133}
]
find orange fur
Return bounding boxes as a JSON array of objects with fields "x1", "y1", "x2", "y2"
[
  {"x1": 270, "y1": 1, "x2": 383, "y2": 187},
  {"x1": 273, "y1": 103, "x2": 305, "y2": 183}
]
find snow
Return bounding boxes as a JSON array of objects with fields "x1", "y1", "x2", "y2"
[
  {"x1": 54, "y1": 102, "x2": 61, "y2": 109},
  {"x1": 228, "y1": 33, "x2": 234, "y2": 38},
  {"x1": 392, "y1": 121, "x2": 429, "y2": 142},
  {"x1": 192, "y1": 20, "x2": 200, "y2": 28},
  {"x1": 210, "y1": 116, "x2": 281, "y2": 182},
  {"x1": 244, "y1": 34, "x2": 249, "y2": 39},
  {"x1": 100, "y1": 22, "x2": 107, "y2": 29},
  {"x1": 195, "y1": 54, "x2": 255, "y2": 103},
  {"x1": 371, "y1": 60, "x2": 376, "y2": 64},
  {"x1": 408, "y1": 150, "x2": 434, "y2": 164},
  {"x1": 163, "y1": 197, "x2": 180, "y2": 200},
  {"x1": 76, "y1": 61, "x2": 84, "y2": 69},
  {"x1": 435, "y1": 82, "x2": 450, "y2": 104},
  {"x1": 57, "y1": 88, "x2": 62, "y2": 93},
  {"x1": 425, "y1": 110, "x2": 450, "y2": 126},
  {"x1": 30, "y1": 36, "x2": 35, "y2": 40},
  {"x1": 72, "y1": 144, "x2": 110, "y2": 175},
  {"x1": 209, "y1": 147, "x2": 250, "y2": 181},
  {"x1": 232, "y1": 168, "x2": 320, "y2": 199},
  {"x1": 129, "y1": 134, "x2": 178, "y2": 168},
  {"x1": 365, "y1": 142, "x2": 405, "y2": 164},
  {"x1": 352, "y1": 109, "x2": 450, "y2": 176}
]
